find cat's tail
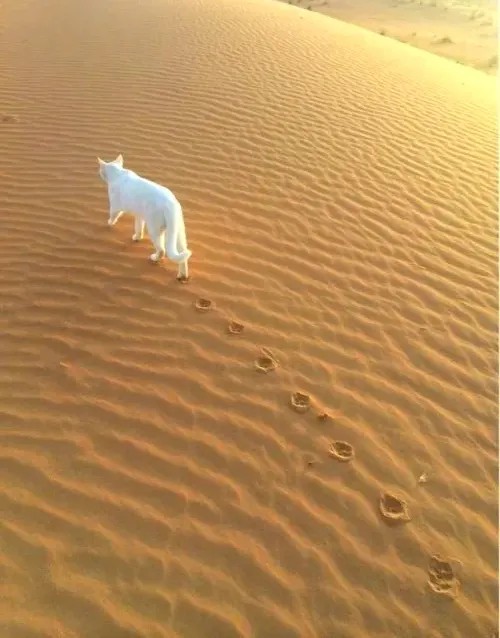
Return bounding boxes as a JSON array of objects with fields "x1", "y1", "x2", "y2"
[{"x1": 165, "y1": 201, "x2": 192, "y2": 263}]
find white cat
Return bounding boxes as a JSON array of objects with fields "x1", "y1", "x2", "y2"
[{"x1": 97, "y1": 154, "x2": 192, "y2": 280}]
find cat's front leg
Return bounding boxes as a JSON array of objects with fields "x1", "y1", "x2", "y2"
[
  {"x1": 108, "y1": 209, "x2": 124, "y2": 226},
  {"x1": 132, "y1": 217, "x2": 145, "y2": 242},
  {"x1": 176, "y1": 259, "x2": 189, "y2": 282},
  {"x1": 149, "y1": 231, "x2": 166, "y2": 263}
]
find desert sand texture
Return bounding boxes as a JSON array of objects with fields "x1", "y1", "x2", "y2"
[
  {"x1": 280, "y1": 0, "x2": 498, "y2": 74},
  {"x1": 0, "y1": 0, "x2": 497, "y2": 637}
]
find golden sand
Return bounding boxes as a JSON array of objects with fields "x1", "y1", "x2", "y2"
[{"x1": 0, "y1": 0, "x2": 497, "y2": 636}]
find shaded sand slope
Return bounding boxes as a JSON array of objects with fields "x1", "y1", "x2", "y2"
[{"x1": 0, "y1": 0, "x2": 497, "y2": 636}]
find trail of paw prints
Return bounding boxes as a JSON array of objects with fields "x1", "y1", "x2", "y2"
[
  {"x1": 188, "y1": 288, "x2": 281, "y2": 378},
  {"x1": 187, "y1": 286, "x2": 244, "y2": 338},
  {"x1": 186, "y1": 287, "x2": 472, "y2": 607},
  {"x1": 185, "y1": 289, "x2": 475, "y2": 613}
]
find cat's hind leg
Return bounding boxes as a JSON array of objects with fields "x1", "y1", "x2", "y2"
[
  {"x1": 149, "y1": 230, "x2": 165, "y2": 263},
  {"x1": 132, "y1": 216, "x2": 145, "y2": 242},
  {"x1": 176, "y1": 222, "x2": 190, "y2": 281}
]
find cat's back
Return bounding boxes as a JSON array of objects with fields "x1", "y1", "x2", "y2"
[{"x1": 129, "y1": 171, "x2": 176, "y2": 204}]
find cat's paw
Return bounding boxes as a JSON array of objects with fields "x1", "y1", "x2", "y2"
[
  {"x1": 108, "y1": 218, "x2": 115, "y2": 226},
  {"x1": 149, "y1": 253, "x2": 161, "y2": 263},
  {"x1": 132, "y1": 233, "x2": 143, "y2": 242}
]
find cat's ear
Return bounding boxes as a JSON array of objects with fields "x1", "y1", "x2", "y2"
[
  {"x1": 115, "y1": 154, "x2": 123, "y2": 167},
  {"x1": 97, "y1": 157, "x2": 104, "y2": 165}
]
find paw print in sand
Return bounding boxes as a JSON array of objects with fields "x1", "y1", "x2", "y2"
[
  {"x1": 329, "y1": 441, "x2": 354, "y2": 462},
  {"x1": 227, "y1": 320, "x2": 244, "y2": 335},
  {"x1": 379, "y1": 492, "x2": 410, "y2": 524},
  {"x1": 195, "y1": 298, "x2": 214, "y2": 313},
  {"x1": 290, "y1": 392, "x2": 311, "y2": 413},
  {"x1": 255, "y1": 354, "x2": 278, "y2": 373},
  {"x1": 428, "y1": 555, "x2": 459, "y2": 596}
]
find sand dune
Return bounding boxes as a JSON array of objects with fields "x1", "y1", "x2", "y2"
[
  {"x1": 0, "y1": 0, "x2": 497, "y2": 636},
  {"x1": 279, "y1": 0, "x2": 498, "y2": 74}
]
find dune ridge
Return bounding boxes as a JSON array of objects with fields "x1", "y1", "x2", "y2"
[
  {"x1": 278, "y1": 0, "x2": 498, "y2": 74},
  {"x1": 0, "y1": 0, "x2": 497, "y2": 636}
]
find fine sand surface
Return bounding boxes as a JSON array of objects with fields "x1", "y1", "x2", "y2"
[
  {"x1": 279, "y1": 0, "x2": 498, "y2": 74},
  {"x1": 0, "y1": 0, "x2": 497, "y2": 636}
]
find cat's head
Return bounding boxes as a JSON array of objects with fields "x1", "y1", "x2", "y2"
[{"x1": 97, "y1": 154, "x2": 124, "y2": 182}]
